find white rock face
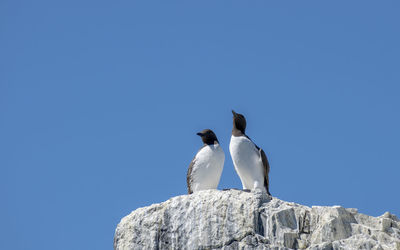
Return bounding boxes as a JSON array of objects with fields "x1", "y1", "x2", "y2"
[{"x1": 114, "y1": 190, "x2": 400, "y2": 250}]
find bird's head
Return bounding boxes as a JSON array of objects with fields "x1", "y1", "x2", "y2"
[
  {"x1": 197, "y1": 129, "x2": 218, "y2": 145},
  {"x1": 232, "y1": 110, "x2": 246, "y2": 134}
]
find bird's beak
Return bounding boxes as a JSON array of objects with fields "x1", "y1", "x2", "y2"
[
  {"x1": 232, "y1": 110, "x2": 237, "y2": 116},
  {"x1": 196, "y1": 132, "x2": 203, "y2": 136}
]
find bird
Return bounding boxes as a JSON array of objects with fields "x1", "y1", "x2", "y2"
[
  {"x1": 187, "y1": 129, "x2": 225, "y2": 194},
  {"x1": 229, "y1": 110, "x2": 271, "y2": 195}
]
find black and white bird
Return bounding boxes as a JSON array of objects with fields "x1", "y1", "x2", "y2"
[
  {"x1": 229, "y1": 110, "x2": 271, "y2": 195},
  {"x1": 187, "y1": 129, "x2": 225, "y2": 194}
]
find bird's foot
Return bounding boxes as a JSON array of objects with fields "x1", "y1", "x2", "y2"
[{"x1": 242, "y1": 189, "x2": 251, "y2": 192}]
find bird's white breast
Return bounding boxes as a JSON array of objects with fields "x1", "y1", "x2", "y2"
[
  {"x1": 229, "y1": 135, "x2": 264, "y2": 190},
  {"x1": 191, "y1": 144, "x2": 225, "y2": 192}
]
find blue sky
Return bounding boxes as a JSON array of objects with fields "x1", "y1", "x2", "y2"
[{"x1": 1, "y1": 1, "x2": 399, "y2": 249}]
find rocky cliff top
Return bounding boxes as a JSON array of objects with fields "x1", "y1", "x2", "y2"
[{"x1": 114, "y1": 190, "x2": 400, "y2": 249}]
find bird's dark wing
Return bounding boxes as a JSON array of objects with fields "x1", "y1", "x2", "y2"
[
  {"x1": 245, "y1": 135, "x2": 271, "y2": 195},
  {"x1": 259, "y1": 148, "x2": 271, "y2": 196},
  {"x1": 187, "y1": 157, "x2": 195, "y2": 194},
  {"x1": 187, "y1": 144, "x2": 206, "y2": 194}
]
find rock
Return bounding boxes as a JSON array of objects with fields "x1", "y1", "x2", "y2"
[{"x1": 114, "y1": 190, "x2": 400, "y2": 250}]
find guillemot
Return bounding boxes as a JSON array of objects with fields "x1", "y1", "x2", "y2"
[
  {"x1": 229, "y1": 111, "x2": 271, "y2": 195},
  {"x1": 187, "y1": 129, "x2": 225, "y2": 194}
]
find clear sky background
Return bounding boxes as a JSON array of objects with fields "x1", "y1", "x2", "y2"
[{"x1": 1, "y1": 1, "x2": 399, "y2": 250}]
